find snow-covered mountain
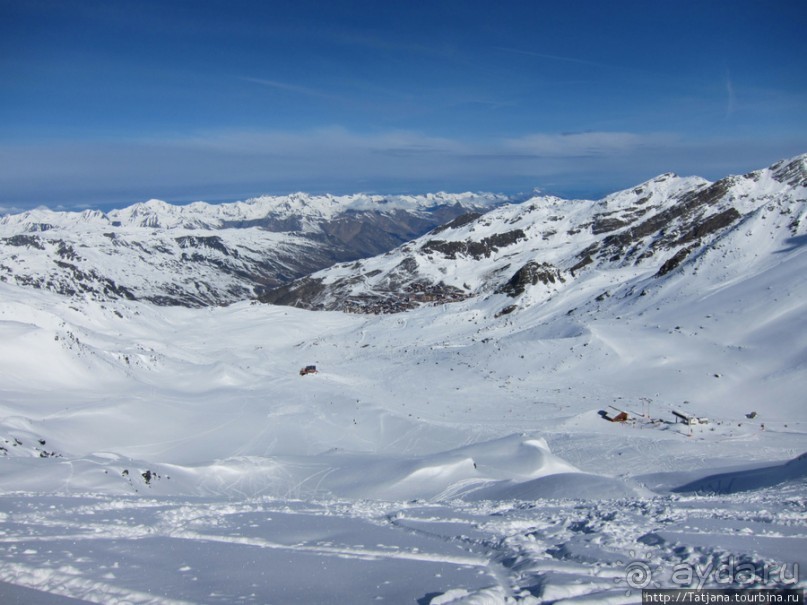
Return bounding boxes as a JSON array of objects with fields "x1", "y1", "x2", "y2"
[
  {"x1": 0, "y1": 156, "x2": 805, "y2": 603},
  {"x1": 0, "y1": 192, "x2": 509, "y2": 306},
  {"x1": 262, "y1": 154, "x2": 807, "y2": 315}
]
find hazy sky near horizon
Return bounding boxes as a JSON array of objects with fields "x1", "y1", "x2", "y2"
[{"x1": 1, "y1": 0, "x2": 805, "y2": 211}]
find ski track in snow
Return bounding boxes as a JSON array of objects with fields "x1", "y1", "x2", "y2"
[{"x1": 0, "y1": 488, "x2": 804, "y2": 604}]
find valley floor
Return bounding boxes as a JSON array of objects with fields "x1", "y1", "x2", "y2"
[{"x1": 0, "y1": 276, "x2": 805, "y2": 603}]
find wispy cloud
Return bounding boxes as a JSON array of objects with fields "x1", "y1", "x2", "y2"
[
  {"x1": 495, "y1": 46, "x2": 610, "y2": 69},
  {"x1": 0, "y1": 127, "x2": 803, "y2": 208},
  {"x1": 501, "y1": 131, "x2": 664, "y2": 158},
  {"x1": 240, "y1": 76, "x2": 344, "y2": 102},
  {"x1": 0, "y1": 204, "x2": 27, "y2": 216},
  {"x1": 725, "y1": 72, "x2": 737, "y2": 119}
]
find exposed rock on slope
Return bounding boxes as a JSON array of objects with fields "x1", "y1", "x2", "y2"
[
  {"x1": 496, "y1": 261, "x2": 565, "y2": 297},
  {"x1": 261, "y1": 154, "x2": 807, "y2": 313},
  {"x1": 0, "y1": 192, "x2": 508, "y2": 306}
]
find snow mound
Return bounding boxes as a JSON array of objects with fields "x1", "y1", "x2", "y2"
[
  {"x1": 428, "y1": 586, "x2": 508, "y2": 604},
  {"x1": 673, "y1": 452, "x2": 807, "y2": 494},
  {"x1": 250, "y1": 434, "x2": 590, "y2": 501},
  {"x1": 366, "y1": 434, "x2": 582, "y2": 501},
  {"x1": 466, "y1": 471, "x2": 643, "y2": 501}
]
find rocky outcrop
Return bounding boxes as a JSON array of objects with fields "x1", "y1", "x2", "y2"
[
  {"x1": 496, "y1": 262, "x2": 565, "y2": 297},
  {"x1": 421, "y1": 230, "x2": 527, "y2": 260}
]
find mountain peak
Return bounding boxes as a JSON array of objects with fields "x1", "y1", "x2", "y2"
[
  {"x1": 597, "y1": 172, "x2": 709, "y2": 211},
  {"x1": 767, "y1": 154, "x2": 807, "y2": 187},
  {"x1": 261, "y1": 155, "x2": 806, "y2": 314}
]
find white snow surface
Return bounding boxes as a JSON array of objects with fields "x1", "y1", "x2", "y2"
[{"x1": 1, "y1": 159, "x2": 806, "y2": 603}]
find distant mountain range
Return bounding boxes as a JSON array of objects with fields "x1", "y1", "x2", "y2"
[
  {"x1": 261, "y1": 154, "x2": 806, "y2": 315},
  {"x1": 1, "y1": 155, "x2": 804, "y2": 312},
  {"x1": 0, "y1": 192, "x2": 509, "y2": 306}
]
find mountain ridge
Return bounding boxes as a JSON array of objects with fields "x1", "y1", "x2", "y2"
[
  {"x1": 260, "y1": 154, "x2": 807, "y2": 315},
  {"x1": 0, "y1": 191, "x2": 509, "y2": 306},
  {"x1": 1, "y1": 155, "x2": 805, "y2": 311}
]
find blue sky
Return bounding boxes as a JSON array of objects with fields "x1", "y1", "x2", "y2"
[{"x1": 1, "y1": 0, "x2": 805, "y2": 211}]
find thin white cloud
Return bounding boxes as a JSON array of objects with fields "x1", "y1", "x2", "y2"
[
  {"x1": 725, "y1": 72, "x2": 737, "y2": 119},
  {"x1": 0, "y1": 204, "x2": 26, "y2": 216},
  {"x1": 0, "y1": 127, "x2": 803, "y2": 208},
  {"x1": 154, "y1": 126, "x2": 466, "y2": 159},
  {"x1": 494, "y1": 46, "x2": 611, "y2": 69},
  {"x1": 240, "y1": 77, "x2": 344, "y2": 102},
  {"x1": 501, "y1": 131, "x2": 663, "y2": 158}
]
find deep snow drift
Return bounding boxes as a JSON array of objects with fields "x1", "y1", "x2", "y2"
[{"x1": 1, "y1": 160, "x2": 806, "y2": 603}]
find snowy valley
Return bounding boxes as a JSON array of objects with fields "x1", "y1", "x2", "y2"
[{"x1": 0, "y1": 155, "x2": 806, "y2": 604}]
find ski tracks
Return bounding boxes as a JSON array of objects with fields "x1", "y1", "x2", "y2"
[{"x1": 2, "y1": 486, "x2": 805, "y2": 604}]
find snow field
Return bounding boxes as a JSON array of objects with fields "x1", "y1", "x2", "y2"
[
  {"x1": 1, "y1": 265, "x2": 805, "y2": 602},
  {"x1": 1, "y1": 156, "x2": 806, "y2": 602},
  {"x1": 0, "y1": 484, "x2": 803, "y2": 604}
]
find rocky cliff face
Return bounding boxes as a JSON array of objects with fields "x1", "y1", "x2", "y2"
[{"x1": 260, "y1": 155, "x2": 807, "y2": 315}]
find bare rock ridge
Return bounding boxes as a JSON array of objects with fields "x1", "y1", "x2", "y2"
[{"x1": 260, "y1": 154, "x2": 807, "y2": 314}]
